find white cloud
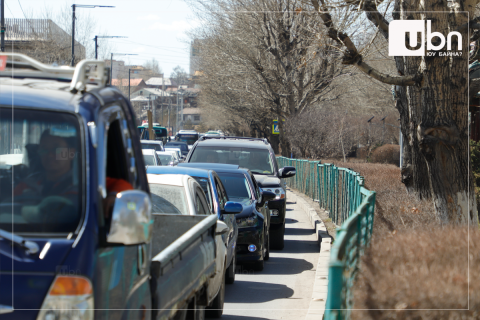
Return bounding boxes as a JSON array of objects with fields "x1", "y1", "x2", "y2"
[
  {"x1": 133, "y1": 47, "x2": 147, "y2": 53},
  {"x1": 139, "y1": 14, "x2": 160, "y2": 21},
  {"x1": 149, "y1": 20, "x2": 198, "y2": 32}
]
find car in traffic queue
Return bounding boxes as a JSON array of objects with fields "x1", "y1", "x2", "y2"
[
  {"x1": 163, "y1": 149, "x2": 181, "y2": 163},
  {"x1": 140, "y1": 139, "x2": 164, "y2": 152},
  {"x1": 146, "y1": 173, "x2": 243, "y2": 318},
  {"x1": 179, "y1": 163, "x2": 276, "y2": 271},
  {"x1": 155, "y1": 151, "x2": 179, "y2": 166},
  {"x1": 142, "y1": 149, "x2": 162, "y2": 167},
  {"x1": 165, "y1": 141, "x2": 189, "y2": 158},
  {"x1": 186, "y1": 137, "x2": 296, "y2": 249},
  {"x1": 164, "y1": 147, "x2": 183, "y2": 161},
  {"x1": 176, "y1": 130, "x2": 200, "y2": 150},
  {"x1": 146, "y1": 165, "x2": 240, "y2": 285}
]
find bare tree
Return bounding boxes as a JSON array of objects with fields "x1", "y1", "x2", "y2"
[
  {"x1": 143, "y1": 58, "x2": 163, "y2": 76},
  {"x1": 170, "y1": 66, "x2": 188, "y2": 85},
  {"x1": 307, "y1": 0, "x2": 476, "y2": 223}
]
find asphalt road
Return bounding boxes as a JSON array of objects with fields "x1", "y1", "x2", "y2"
[{"x1": 210, "y1": 196, "x2": 320, "y2": 320}]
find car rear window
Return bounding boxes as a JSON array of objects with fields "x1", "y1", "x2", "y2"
[{"x1": 149, "y1": 184, "x2": 188, "y2": 214}]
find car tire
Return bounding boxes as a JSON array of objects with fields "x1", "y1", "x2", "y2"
[
  {"x1": 264, "y1": 229, "x2": 270, "y2": 261},
  {"x1": 206, "y1": 275, "x2": 225, "y2": 318},
  {"x1": 225, "y1": 253, "x2": 236, "y2": 284},
  {"x1": 271, "y1": 224, "x2": 285, "y2": 250}
]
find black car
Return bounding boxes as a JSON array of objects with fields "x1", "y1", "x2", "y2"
[
  {"x1": 180, "y1": 163, "x2": 275, "y2": 271},
  {"x1": 165, "y1": 141, "x2": 189, "y2": 157},
  {"x1": 186, "y1": 137, "x2": 296, "y2": 249}
]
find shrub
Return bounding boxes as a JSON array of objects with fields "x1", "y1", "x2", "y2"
[{"x1": 370, "y1": 144, "x2": 400, "y2": 166}]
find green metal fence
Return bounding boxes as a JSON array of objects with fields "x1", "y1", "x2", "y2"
[{"x1": 277, "y1": 157, "x2": 376, "y2": 319}]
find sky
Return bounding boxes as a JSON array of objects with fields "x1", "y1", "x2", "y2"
[{"x1": 3, "y1": 0, "x2": 197, "y2": 76}]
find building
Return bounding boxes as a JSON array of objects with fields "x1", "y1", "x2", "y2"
[
  {"x1": 189, "y1": 39, "x2": 205, "y2": 76},
  {"x1": 3, "y1": 18, "x2": 85, "y2": 65},
  {"x1": 111, "y1": 78, "x2": 147, "y2": 93},
  {"x1": 145, "y1": 77, "x2": 176, "y2": 89},
  {"x1": 182, "y1": 108, "x2": 202, "y2": 125},
  {"x1": 105, "y1": 59, "x2": 125, "y2": 80}
]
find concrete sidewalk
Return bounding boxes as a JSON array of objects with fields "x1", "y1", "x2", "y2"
[{"x1": 287, "y1": 190, "x2": 331, "y2": 320}]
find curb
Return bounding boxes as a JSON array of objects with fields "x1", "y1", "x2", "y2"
[{"x1": 287, "y1": 190, "x2": 330, "y2": 319}]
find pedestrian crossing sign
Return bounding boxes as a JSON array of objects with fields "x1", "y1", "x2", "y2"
[{"x1": 272, "y1": 120, "x2": 279, "y2": 134}]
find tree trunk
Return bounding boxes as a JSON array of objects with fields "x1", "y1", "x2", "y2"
[{"x1": 396, "y1": 9, "x2": 477, "y2": 223}]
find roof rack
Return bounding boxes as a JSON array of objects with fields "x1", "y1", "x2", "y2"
[
  {"x1": 0, "y1": 53, "x2": 108, "y2": 94},
  {"x1": 199, "y1": 136, "x2": 270, "y2": 145}
]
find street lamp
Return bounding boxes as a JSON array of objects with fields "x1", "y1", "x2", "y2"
[
  {"x1": 94, "y1": 35, "x2": 127, "y2": 59},
  {"x1": 71, "y1": 4, "x2": 115, "y2": 66},
  {"x1": 109, "y1": 53, "x2": 138, "y2": 85}
]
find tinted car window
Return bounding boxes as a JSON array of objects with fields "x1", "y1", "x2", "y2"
[
  {"x1": 141, "y1": 144, "x2": 162, "y2": 152},
  {"x1": 165, "y1": 143, "x2": 188, "y2": 152},
  {"x1": 157, "y1": 154, "x2": 173, "y2": 164},
  {"x1": 149, "y1": 184, "x2": 188, "y2": 214},
  {"x1": 143, "y1": 154, "x2": 156, "y2": 166},
  {"x1": 217, "y1": 172, "x2": 252, "y2": 200},
  {"x1": 192, "y1": 177, "x2": 213, "y2": 210},
  {"x1": 190, "y1": 146, "x2": 274, "y2": 174},
  {"x1": 0, "y1": 107, "x2": 82, "y2": 233}
]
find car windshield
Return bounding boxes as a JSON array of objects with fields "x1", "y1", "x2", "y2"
[
  {"x1": 216, "y1": 172, "x2": 252, "y2": 200},
  {"x1": 178, "y1": 134, "x2": 198, "y2": 146},
  {"x1": 190, "y1": 146, "x2": 274, "y2": 174},
  {"x1": 154, "y1": 128, "x2": 167, "y2": 137},
  {"x1": 143, "y1": 154, "x2": 156, "y2": 166},
  {"x1": 157, "y1": 155, "x2": 172, "y2": 164},
  {"x1": 149, "y1": 184, "x2": 188, "y2": 214},
  {"x1": 166, "y1": 143, "x2": 188, "y2": 151},
  {"x1": 0, "y1": 107, "x2": 82, "y2": 234},
  {"x1": 142, "y1": 144, "x2": 162, "y2": 151}
]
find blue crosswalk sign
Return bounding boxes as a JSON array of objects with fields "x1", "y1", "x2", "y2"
[{"x1": 272, "y1": 120, "x2": 279, "y2": 134}]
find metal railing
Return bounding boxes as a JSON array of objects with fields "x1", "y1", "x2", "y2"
[{"x1": 277, "y1": 156, "x2": 376, "y2": 319}]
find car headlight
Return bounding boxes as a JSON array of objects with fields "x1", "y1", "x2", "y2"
[
  {"x1": 260, "y1": 187, "x2": 285, "y2": 200},
  {"x1": 37, "y1": 276, "x2": 94, "y2": 320},
  {"x1": 236, "y1": 215, "x2": 259, "y2": 228}
]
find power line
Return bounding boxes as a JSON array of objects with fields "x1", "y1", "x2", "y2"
[
  {"x1": 16, "y1": 0, "x2": 28, "y2": 20},
  {"x1": 5, "y1": 1, "x2": 15, "y2": 17}
]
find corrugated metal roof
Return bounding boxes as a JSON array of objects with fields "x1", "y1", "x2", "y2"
[
  {"x1": 146, "y1": 77, "x2": 172, "y2": 86},
  {"x1": 131, "y1": 87, "x2": 172, "y2": 97},
  {"x1": 112, "y1": 79, "x2": 144, "y2": 87}
]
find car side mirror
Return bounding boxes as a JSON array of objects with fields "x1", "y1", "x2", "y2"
[
  {"x1": 216, "y1": 220, "x2": 229, "y2": 235},
  {"x1": 223, "y1": 201, "x2": 243, "y2": 214},
  {"x1": 107, "y1": 190, "x2": 153, "y2": 245},
  {"x1": 279, "y1": 166, "x2": 296, "y2": 178},
  {"x1": 259, "y1": 190, "x2": 276, "y2": 207}
]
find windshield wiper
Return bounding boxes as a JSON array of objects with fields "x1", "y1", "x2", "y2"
[{"x1": 0, "y1": 229, "x2": 39, "y2": 255}]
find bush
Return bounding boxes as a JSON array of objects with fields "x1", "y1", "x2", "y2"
[{"x1": 370, "y1": 144, "x2": 400, "y2": 166}]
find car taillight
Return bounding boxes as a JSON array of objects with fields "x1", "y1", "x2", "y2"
[{"x1": 36, "y1": 276, "x2": 94, "y2": 320}]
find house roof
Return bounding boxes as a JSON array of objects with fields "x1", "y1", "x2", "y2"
[
  {"x1": 131, "y1": 87, "x2": 172, "y2": 97},
  {"x1": 112, "y1": 79, "x2": 144, "y2": 87},
  {"x1": 146, "y1": 77, "x2": 173, "y2": 86},
  {"x1": 182, "y1": 108, "x2": 201, "y2": 115}
]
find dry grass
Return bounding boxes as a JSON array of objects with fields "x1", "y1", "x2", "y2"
[
  {"x1": 318, "y1": 160, "x2": 478, "y2": 317},
  {"x1": 352, "y1": 227, "x2": 479, "y2": 319}
]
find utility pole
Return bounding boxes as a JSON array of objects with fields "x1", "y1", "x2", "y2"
[
  {"x1": 162, "y1": 77, "x2": 165, "y2": 126},
  {"x1": 94, "y1": 35, "x2": 126, "y2": 59},
  {"x1": 180, "y1": 91, "x2": 184, "y2": 130},
  {"x1": 168, "y1": 97, "x2": 171, "y2": 131},
  {"x1": 128, "y1": 69, "x2": 131, "y2": 101},
  {"x1": 1, "y1": 0, "x2": 5, "y2": 52},
  {"x1": 151, "y1": 95, "x2": 156, "y2": 124},
  {"x1": 71, "y1": 5, "x2": 114, "y2": 66},
  {"x1": 109, "y1": 53, "x2": 137, "y2": 85}
]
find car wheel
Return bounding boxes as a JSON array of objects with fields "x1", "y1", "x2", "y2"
[
  {"x1": 271, "y1": 224, "x2": 285, "y2": 250},
  {"x1": 225, "y1": 253, "x2": 236, "y2": 284},
  {"x1": 264, "y1": 228, "x2": 270, "y2": 261},
  {"x1": 206, "y1": 274, "x2": 225, "y2": 318}
]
